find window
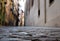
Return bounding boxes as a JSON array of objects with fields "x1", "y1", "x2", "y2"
[
  {"x1": 4, "y1": 2, "x2": 7, "y2": 4},
  {"x1": 49, "y1": 0, "x2": 54, "y2": 6},
  {"x1": 38, "y1": 10, "x2": 40, "y2": 17},
  {"x1": 38, "y1": 0, "x2": 40, "y2": 17},
  {"x1": 31, "y1": 0, "x2": 34, "y2": 7},
  {"x1": 10, "y1": 8, "x2": 13, "y2": 11},
  {"x1": 4, "y1": 0, "x2": 7, "y2": 4}
]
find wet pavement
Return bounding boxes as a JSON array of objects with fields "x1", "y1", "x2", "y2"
[{"x1": 0, "y1": 27, "x2": 60, "y2": 41}]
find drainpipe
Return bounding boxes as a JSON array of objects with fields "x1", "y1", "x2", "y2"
[
  {"x1": 44, "y1": 0, "x2": 46, "y2": 24},
  {"x1": 24, "y1": 0, "x2": 27, "y2": 26}
]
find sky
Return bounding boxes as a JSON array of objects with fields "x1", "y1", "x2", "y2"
[{"x1": 19, "y1": 0, "x2": 26, "y2": 12}]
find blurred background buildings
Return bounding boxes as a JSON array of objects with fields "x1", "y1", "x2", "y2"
[
  {"x1": 0, "y1": 0, "x2": 60, "y2": 26},
  {"x1": 0, "y1": 0, "x2": 25, "y2": 26}
]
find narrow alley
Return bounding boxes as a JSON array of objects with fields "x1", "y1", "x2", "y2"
[{"x1": 0, "y1": 0, "x2": 60, "y2": 41}]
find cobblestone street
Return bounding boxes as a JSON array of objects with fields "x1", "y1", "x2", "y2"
[{"x1": 0, "y1": 27, "x2": 60, "y2": 41}]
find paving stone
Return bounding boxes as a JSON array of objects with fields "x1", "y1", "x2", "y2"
[
  {"x1": 1, "y1": 38, "x2": 31, "y2": 41},
  {"x1": 0, "y1": 27, "x2": 60, "y2": 41}
]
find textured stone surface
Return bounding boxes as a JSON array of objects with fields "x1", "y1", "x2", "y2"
[{"x1": 0, "y1": 27, "x2": 60, "y2": 41}]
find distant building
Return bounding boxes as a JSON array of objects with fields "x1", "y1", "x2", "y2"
[
  {"x1": 0, "y1": 0, "x2": 6, "y2": 25},
  {"x1": 4, "y1": 0, "x2": 15, "y2": 26},
  {"x1": 18, "y1": 0, "x2": 26, "y2": 26}
]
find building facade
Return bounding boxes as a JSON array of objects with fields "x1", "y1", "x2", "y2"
[
  {"x1": 0, "y1": 0, "x2": 6, "y2": 26},
  {"x1": 5, "y1": 0, "x2": 16, "y2": 26},
  {"x1": 25, "y1": 0, "x2": 60, "y2": 26},
  {"x1": 0, "y1": 0, "x2": 19, "y2": 26}
]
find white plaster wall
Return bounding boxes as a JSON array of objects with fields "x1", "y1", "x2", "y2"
[
  {"x1": 45, "y1": 0, "x2": 60, "y2": 26},
  {"x1": 25, "y1": 0, "x2": 38, "y2": 26},
  {"x1": 25, "y1": 0, "x2": 45, "y2": 26},
  {"x1": 25, "y1": 0, "x2": 60, "y2": 26}
]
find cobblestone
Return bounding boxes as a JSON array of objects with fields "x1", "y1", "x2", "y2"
[{"x1": 0, "y1": 27, "x2": 60, "y2": 41}]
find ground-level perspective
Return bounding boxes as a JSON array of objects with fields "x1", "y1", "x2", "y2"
[{"x1": 0, "y1": 27, "x2": 60, "y2": 41}]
